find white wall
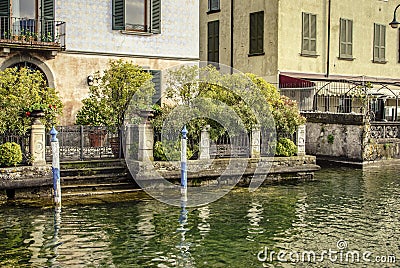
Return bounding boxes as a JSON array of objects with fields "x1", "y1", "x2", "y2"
[{"x1": 55, "y1": 0, "x2": 199, "y2": 59}]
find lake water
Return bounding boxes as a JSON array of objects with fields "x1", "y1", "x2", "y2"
[{"x1": 1, "y1": 165, "x2": 400, "y2": 267}]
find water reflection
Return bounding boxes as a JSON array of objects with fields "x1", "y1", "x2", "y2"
[
  {"x1": 246, "y1": 200, "x2": 264, "y2": 241},
  {"x1": 0, "y1": 166, "x2": 400, "y2": 267}
]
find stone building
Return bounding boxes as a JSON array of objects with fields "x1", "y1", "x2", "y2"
[
  {"x1": 0, "y1": 0, "x2": 199, "y2": 125},
  {"x1": 200, "y1": 0, "x2": 400, "y2": 163}
]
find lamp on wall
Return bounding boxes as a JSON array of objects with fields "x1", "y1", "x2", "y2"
[
  {"x1": 87, "y1": 75, "x2": 94, "y2": 86},
  {"x1": 389, "y1": 4, "x2": 400, "y2": 28}
]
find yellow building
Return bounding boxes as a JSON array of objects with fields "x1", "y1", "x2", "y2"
[{"x1": 200, "y1": 0, "x2": 400, "y2": 120}]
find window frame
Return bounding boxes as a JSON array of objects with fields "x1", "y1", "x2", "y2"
[
  {"x1": 301, "y1": 12, "x2": 317, "y2": 56},
  {"x1": 207, "y1": 0, "x2": 220, "y2": 13},
  {"x1": 249, "y1": 11, "x2": 264, "y2": 56},
  {"x1": 207, "y1": 20, "x2": 219, "y2": 66},
  {"x1": 373, "y1": 23, "x2": 386, "y2": 63},
  {"x1": 112, "y1": 0, "x2": 161, "y2": 34},
  {"x1": 339, "y1": 18, "x2": 353, "y2": 59}
]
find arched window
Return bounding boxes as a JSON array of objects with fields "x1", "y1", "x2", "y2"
[{"x1": 9, "y1": 61, "x2": 49, "y2": 85}]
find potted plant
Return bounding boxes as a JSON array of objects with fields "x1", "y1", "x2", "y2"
[
  {"x1": 75, "y1": 98, "x2": 110, "y2": 147},
  {"x1": 75, "y1": 59, "x2": 155, "y2": 155}
]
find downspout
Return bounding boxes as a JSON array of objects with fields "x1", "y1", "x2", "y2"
[
  {"x1": 230, "y1": 0, "x2": 234, "y2": 74},
  {"x1": 326, "y1": 0, "x2": 331, "y2": 77}
]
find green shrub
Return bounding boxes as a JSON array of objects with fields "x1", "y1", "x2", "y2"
[
  {"x1": 0, "y1": 142, "x2": 23, "y2": 167},
  {"x1": 327, "y1": 134, "x2": 334, "y2": 144},
  {"x1": 153, "y1": 140, "x2": 193, "y2": 161},
  {"x1": 275, "y1": 138, "x2": 297, "y2": 157}
]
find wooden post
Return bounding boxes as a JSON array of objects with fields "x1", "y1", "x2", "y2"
[
  {"x1": 50, "y1": 127, "x2": 61, "y2": 207},
  {"x1": 181, "y1": 126, "x2": 188, "y2": 201}
]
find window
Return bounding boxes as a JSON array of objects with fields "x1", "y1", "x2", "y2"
[
  {"x1": 373, "y1": 23, "x2": 386, "y2": 63},
  {"x1": 302, "y1": 12, "x2": 317, "y2": 55},
  {"x1": 150, "y1": 70, "x2": 162, "y2": 105},
  {"x1": 112, "y1": 0, "x2": 161, "y2": 34},
  {"x1": 208, "y1": 0, "x2": 220, "y2": 13},
  {"x1": 0, "y1": 0, "x2": 54, "y2": 40},
  {"x1": 339, "y1": 95, "x2": 352, "y2": 113},
  {"x1": 339, "y1": 18, "x2": 353, "y2": 59},
  {"x1": 207, "y1": 20, "x2": 219, "y2": 65},
  {"x1": 249, "y1": 11, "x2": 264, "y2": 55}
]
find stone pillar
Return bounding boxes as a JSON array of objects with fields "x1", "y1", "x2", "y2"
[
  {"x1": 251, "y1": 126, "x2": 261, "y2": 158},
  {"x1": 138, "y1": 121, "x2": 154, "y2": 161},
  {"x1": 30, "y1": 119, "x2": 46, "y2": 166},
  {"x1": 199, "y1": 125, "x2": 210, "y2": 159},
  {"x1": 297, "y1": 124, "x2": 306, "y2": 156}
]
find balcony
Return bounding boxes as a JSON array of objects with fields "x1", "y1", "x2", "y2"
[{"x1": 0, "y1": 16, "x2": 66, "y2": 57}]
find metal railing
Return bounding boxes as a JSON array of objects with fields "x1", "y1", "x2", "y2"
[
  {"x1": 370, "y1": 122, "x2": 400, "y2": 140},
  {"x1": 210, "y1": 132, "x2": 250, "y2": 158},
  {"x1": 0, "y1": 130, "x2": 31, "y2": 164},
  {"x1": 45, "y1": 126, "x2": 121, "y2": 162},
  {"x1": 0, "y1": 16, "x2": 66, "y2": 49}
]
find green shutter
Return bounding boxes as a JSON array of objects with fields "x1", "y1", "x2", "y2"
[
  {"x1": 250, "y1": 12, "x2": 263, "y2": 54},
  {"x1": 250, "y1": 13, "x2": 256, "y2": 53},
  {"x1": 0, "y1": 0, "x2": 10, "y2": 38},
  {"x1": 113, "y1": 0, "x2": 125, "y2": 30},
  {"x1": 207, "y1": 20, "x2": 219, "y2": 64},
  {"x1": 151, "y1": 0, "x2": 161, "y2": 34},
  {"x1": 257, "y1": 12, "x2": 264, "y2": 53},
  {"x1": 41, "y1": 0, "x2": 54, "y2": 20},
  {"x1": 41, "y1": 0, "x2": 54, "y2": 41},
  {"x1": 151, "y1": 70, "x2": 162, "y2": 105}
]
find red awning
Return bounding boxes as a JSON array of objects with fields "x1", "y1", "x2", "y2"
[{"x1": 279, "y1": 74, "x2": 315, "y2": 88}]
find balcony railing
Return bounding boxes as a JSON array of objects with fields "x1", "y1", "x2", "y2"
[{"x1": 0, "y1": 16, "x2": 66, "y2": 50}]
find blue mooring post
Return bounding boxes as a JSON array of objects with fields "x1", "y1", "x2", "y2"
[
  {"x1": 50, "y1": 127, "x2": 61, "y2": 207},
  {"x1": 181, "y1": 126, "x2": 188, "y2": 201}
]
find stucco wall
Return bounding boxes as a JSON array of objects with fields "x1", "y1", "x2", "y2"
[
  {"x1": 0, "y1": 0, "x2": 199, "y2": 126},
  {"x1": 200, "y1": 0, "x2": 400, "y2": 83},
  {"x1": 199, "y1": 0, "x2": 278, "y2": 82},
  {"x1": 56, "y1": 0, "x2": 199, "y2": 59}
]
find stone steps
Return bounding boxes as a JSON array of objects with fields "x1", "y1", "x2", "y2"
[{"x1": 58, "y1": 159, "x2": 138, "y2": 196}]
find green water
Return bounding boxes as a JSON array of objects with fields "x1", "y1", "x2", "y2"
[{"x1": 1, "y1": 166, "x2": 400, "y2": 267}]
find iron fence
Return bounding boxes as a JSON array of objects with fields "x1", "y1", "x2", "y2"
[
  {"x1": 210, "y1": 132, "x2": 250, "y2": 158},
  {"x1": 0, "y1": 16, "x2": 66, "y2": 49},
  {"x1": 45, "y1": 126, "x2": 121, "y2": 162},
  {"x1": 0, "y1": 130, "x2": 31, "y2": 164}
]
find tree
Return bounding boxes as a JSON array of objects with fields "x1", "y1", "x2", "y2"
[
  {"x1": 151, "y1": 65, "x2": 305, "y2": 158},
  {"x1": 0, "y1": 67, "x2": 63, "y2": 134},
  {"x1": 75, "y1": 59, "x2": 155, "y2": 132}
]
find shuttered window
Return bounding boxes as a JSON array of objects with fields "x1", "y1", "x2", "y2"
[
  {"x1": 150, "y1": 70, "x2": 162, "y2": 105},
  {"x1": 302, "y1": 12, "x2": 317, "y2": 55},
  {"x1": 0, "y1": 0, "x2": 10, "y2": 39},
  {"x1": 207, "y1": 20, "x2": 219, "y2": 65},
  {"x1": 249, "y1": 11, "x2": 264, "y2": 55},
  {"x1": 373, "y1": 23, "x2": 386, "y2": 63},
  {"x1": 112, "y1": 0, "x2": 161, "y2": 34},
  {"x1": 208, "y1": 0, "x2": 220, "y2": 12},
  {"x1": 339, "y1": 18, "x2": 353, "y2": 59},
  {"x1": 41, "y1": 0, "x2": 55, "y2": 41}
]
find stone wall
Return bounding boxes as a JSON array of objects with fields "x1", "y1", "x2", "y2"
[
  {"x1": 302, "y1": 112, "x2": 400, "y2": 163},
  {"x1": 128, "y1": 155, "x2": 320, "y2": 186}
]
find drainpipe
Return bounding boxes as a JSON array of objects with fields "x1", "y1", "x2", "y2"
[
  {"x1": 326, "y1": 0, "x2": 331, "y2": 78},
  {"x1": 230, "y1": 0, "x2": 234, "y2": 74}
]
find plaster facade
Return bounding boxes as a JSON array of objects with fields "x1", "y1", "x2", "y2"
[
  {"x1": 0, "y1": 0, "x2": 199, "y2": 125},
  {"x1": 200, "y1": 0, "x2": 400, "y2": 84}
]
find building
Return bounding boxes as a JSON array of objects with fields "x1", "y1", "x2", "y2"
[
  {"x1": 0, "y1": 0, "x2": 199, "y2": 125},
  {"x1": 200, "y1": 0, "x2": 400, "y2": 82},
  {"x1": 200, "y1": 0, "x2": 400, "y2": 163}
]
